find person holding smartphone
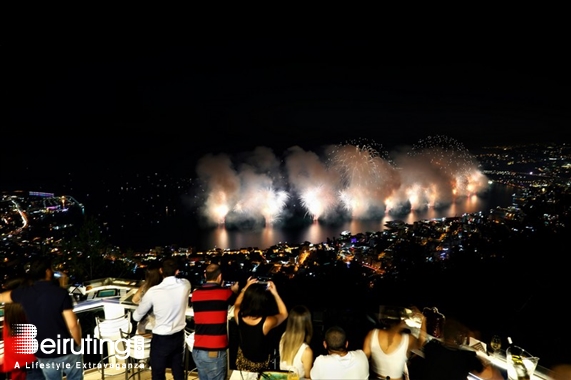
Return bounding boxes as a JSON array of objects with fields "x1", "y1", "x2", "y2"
[{"x1": 233, "y1": 277, "x2": 288, "y2": 373}]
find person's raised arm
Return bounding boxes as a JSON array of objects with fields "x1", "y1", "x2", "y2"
[
  {"x1": 263, "y1": 281, "x2": 288, "y2": 333},
  {"x1": 408, "y1": 312, "x2": 428, "y2": 353}
]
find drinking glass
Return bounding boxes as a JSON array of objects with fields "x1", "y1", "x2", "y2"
[
  {"x1": 287, "y1": 370, "x2": 300, "y2": 380},
  {"x1": 506, "y1": 345, "x2": 539, "y2": 380}
]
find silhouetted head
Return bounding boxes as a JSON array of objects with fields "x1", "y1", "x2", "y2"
[
  {"x1": 161, "y1": 258, "x2": 179, "y2": 277},
  {"x1": 379, "y1": 305, "x2": 404, "y2": 329},
  {"x1": 205, "y1": 263, "x2": 222, "y2": 282},
  {"x1": 239, "y1": 283, "x2": 271, "y2": 318},
  {"x1": 28, "y1": 256, "x2": 53, "y2": 281},
  {"x1": 324, "y1": 326, "x2": 347, "y2": 352}
]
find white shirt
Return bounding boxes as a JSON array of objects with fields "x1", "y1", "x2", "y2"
[
  {"x1": 133, "y1": 276, "x2": 191, "y2": 335},
  {"x1": 310, "y1": 350, "x2": 369, "y2": 380}
]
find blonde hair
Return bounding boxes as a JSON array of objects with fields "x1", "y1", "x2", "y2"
[{"x1": 281, "y1": 305, "x2": 313, "y2": 365}]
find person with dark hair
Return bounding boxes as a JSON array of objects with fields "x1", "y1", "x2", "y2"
[
  {"x1": 191, "y1": 263, "x2": 239, "y2": 380},
  {"x1": 233, "y1": 277, "x2": 288, "y2": 373},
  {"x1": 133, "y1": 257, "x2": 191, "y2": 380},
  {"x1": 132, "y1": 263, "x2": 162, "y2": 334},
  {"x1": 132, "y1": 264, "x2": 163, "y2": 304},
  {"x1": 0, "y1": 256, "x2": 83, "y2": 380},
  {"x1": 279, "y1": 305, "x2": 314, "y2": 379},
  {"x1": 310, "y1": 325, "x2": 369, "y2": 379},
  {"x1": 362, "y1": 306, "x2": 426, "y2": 380}
]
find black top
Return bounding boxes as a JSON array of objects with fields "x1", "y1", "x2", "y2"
[
  {"x1": 238, "y1": 315, "x2": 270, "y2": 362},
  {"x1": 11, "y1": 280, "x2": 75, "y2": 358},
  {"x1": 421, "y1": 339, "x2": 484, "y2": 380}
]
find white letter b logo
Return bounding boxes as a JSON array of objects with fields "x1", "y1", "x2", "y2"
[{"x1": 13, "y1": 324, "x2": 38, "y2": 354}]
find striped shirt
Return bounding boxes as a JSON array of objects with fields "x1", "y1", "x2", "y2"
[{"x1": 191, "y1": 283, "x2": 236, "y2": 351}]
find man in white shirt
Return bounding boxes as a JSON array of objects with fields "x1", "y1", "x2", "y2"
[
  {"x1": 133, "y1": 258, "x2": 191, "y2": 380},
  {"x1": 310, "y1": 325, "x2": 369, "y2": 380}
]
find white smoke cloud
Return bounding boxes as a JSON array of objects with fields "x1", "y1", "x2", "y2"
[{"x1": 194, "y1": 138, "x2": 489, "y2": 226}]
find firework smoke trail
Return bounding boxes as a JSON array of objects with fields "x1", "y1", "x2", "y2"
[
  {"x1": 196, "y1": 153, "x2": 240, "y2": 224},
  {"x1": 193, "y1": 136, "x2": 489, "y2": 225},
  {"x1": 409, "y1": 135, "x2": 488, "y2": 197},
  {"x1": 390, "y1": 152, "x2": 453, "y2": 211},
  {"x1": 236, "y1": 147, "x2": 289, "y2": 224},
  {"x1": 285, "y1": 146, "x2": 340, "y2": 221},
  {"x1": 327, "y1": 140, "x2": 398, "y2": 218},
  {"x1": 241, "y1": 146, "x2": 283, "y2": 182}
]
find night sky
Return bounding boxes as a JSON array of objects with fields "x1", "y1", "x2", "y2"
[{"x1": 4, "y1": 38, "x2": 571, "y2": 180}]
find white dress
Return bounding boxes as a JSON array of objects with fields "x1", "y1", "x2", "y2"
[
  {"x1": 279, "y1": 336, "x2": 309, "y2": 378},
  {"x1": 369, "y1": 328, "x2": 409, "y2": 379},
  {"x1": 280, "y1": 343, "x2": 309, "y2": 379}
]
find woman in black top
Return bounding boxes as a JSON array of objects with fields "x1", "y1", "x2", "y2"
[{"x1": 233, "y1": 277, "x2": 288, "y2": 373}]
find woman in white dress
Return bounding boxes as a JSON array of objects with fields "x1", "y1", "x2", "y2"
[{"x1": 279, "y1": 305, "x2": 314, "y2": 379}]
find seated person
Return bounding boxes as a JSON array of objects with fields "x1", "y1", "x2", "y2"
[
  {"x1": 421, "y1": 318, "x2": 503, "y2": 380},
  {"x1": 310, "y1": 326, "x2": 369, "y2": 380},
  {"x1": 363, "y1": 306, "x2": 426, "y2": 380}
]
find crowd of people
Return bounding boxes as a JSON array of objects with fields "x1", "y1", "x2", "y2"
[{"x1": 1, "y1": 257, "x2": 571, "y2": 380}]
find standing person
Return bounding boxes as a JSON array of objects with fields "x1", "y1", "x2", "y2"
[
  {"x1": 191, "y1": 263, "x2": 239, "y2": 380},
  {"x1": 132, "y1": 263, "x2": 162, "y2": 304},
  {"x1": 310, "y1": 326, "x2": 369, "y2": 380},
  {"x1": 0, "y1": 256, "x2": 83, "y2": 380},
  {"x1": 279, "y1": 305, "x2": 314, "y2": 379},
  {"x1": 133, "y1": 257, "x2": 191, "y2": 380},
  {"x1": 362, "y1": 306, "x2": 426, "y2": 380},
  {"x1": 233, "y1": 277, "x2": 288, "y2": 373},
  {"x1": 132, "y1": 263, "x2": 162, "y2": 334}
]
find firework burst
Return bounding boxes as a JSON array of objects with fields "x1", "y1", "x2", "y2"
[
  {"x1": 409, "y1": 135, "x2": 487, "y2": 197},
  {"x1": 194, "y1": 136, "x2": 488, "y2": 225}
]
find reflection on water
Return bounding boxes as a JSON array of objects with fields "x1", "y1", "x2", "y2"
[{"x1": 197, "y1": 184, "x2": 517, "y2": 251}]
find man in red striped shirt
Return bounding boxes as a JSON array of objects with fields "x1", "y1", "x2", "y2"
[{"x1": 191, "y1": 263, "x2": 240, "y2": 380}]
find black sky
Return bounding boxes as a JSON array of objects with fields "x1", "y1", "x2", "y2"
[{"x1": 4, "y1": 38, "x2": 571, "y2": 179}]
